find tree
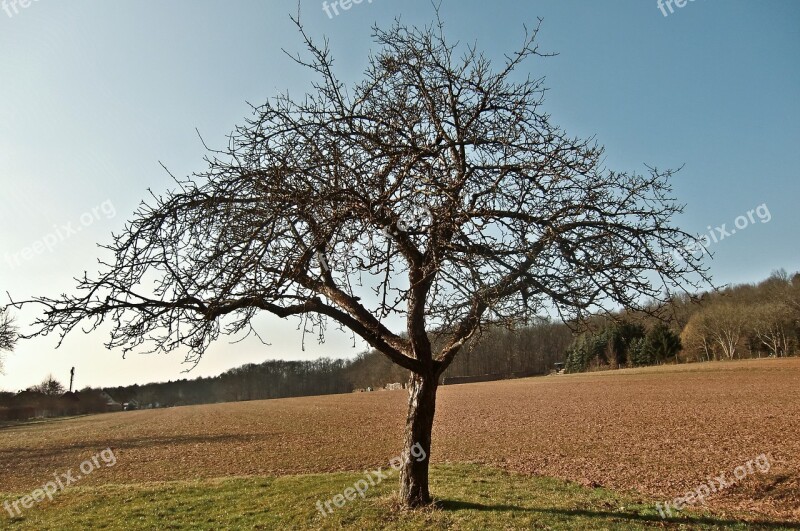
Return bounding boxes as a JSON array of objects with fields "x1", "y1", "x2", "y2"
[
  {"x1": 628, "y1": 336, "x2": 651, "y2": 366},
  {"x1": 564, "y1": 320, "x2": 646, "y2": 371},
  {"x1": 564, "y1": 332, "x2": 607, "y2": 373},
  {"x1": 23, "y1": 16, "x2": 709, "y2": 507},
  {"x1": 705, "y1": 303, "x2": 749, "y2": 360},
  {"x1": 33, "y1": 374, "x2": 66, "y2": 397},
  {"x1": 603, "y1": 320, "x2": 646, "y2": 367},
  {"x1": 683, "y1": 302, "x2": 748, "y2": 361},
  {"x1": 680, "y1": 312, "x2": 716, "y2": 361},
  {"x1": 758, "y1": 270, "x2": 800, "y2": 355},
  {"x1": 643, "y1": 323, "x2": 682, "y2": 363},
  {"x1": 0, "y1": 307, "x2": 17, "y2": 373},
  {"x1": 750, "y1": 302, "x2": 793, "y2": 357}
]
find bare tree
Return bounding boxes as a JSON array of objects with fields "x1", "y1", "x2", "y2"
[
  {"x1": 33, "y1": 374, "x2": 66, "y2": 396},
  {"x1": 750, "y1": 303, "x2": 793, "y2": 357},
  {"x1": 763, "y1": 269, "x2": 800, "y2": 334},
  {"x1": 0, "y1": 307, "x2": 18, "y2": 373},
  {"x1": 22, "y1": 16, "x2": 708, "y2": 506},
  {"x1": 695, "y1": 303, "x2": 748, "y2": 360},
  {"x1": 680, "y1": 314, "x2": 714, "y2": 362}
]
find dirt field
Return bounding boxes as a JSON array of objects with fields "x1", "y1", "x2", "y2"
[{"x1": 1, "y1": 358, "x2": 798, "y2": 521}]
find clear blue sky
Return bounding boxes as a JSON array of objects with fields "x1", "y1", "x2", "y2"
[{"x1": 1, "y1": 0, "x2": 798, "y2": 391}]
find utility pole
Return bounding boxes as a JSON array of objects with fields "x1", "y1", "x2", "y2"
[{"x1": 69, "y1": 367, "x2": 75, "y2": 393}]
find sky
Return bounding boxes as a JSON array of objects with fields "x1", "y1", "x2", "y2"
[{"x1": 1, "y1": 0, "x2": 798, "y2": 391}]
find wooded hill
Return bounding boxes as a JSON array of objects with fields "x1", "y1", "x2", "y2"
[{"x1": 565, "y1": 269, "x2": 800, "y2": 372}]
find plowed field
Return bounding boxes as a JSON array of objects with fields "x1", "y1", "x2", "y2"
[{"x1": 2, "y1": 358, "x2": 798, "y2": 521}]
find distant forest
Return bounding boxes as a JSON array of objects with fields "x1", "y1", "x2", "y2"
[
  {"x1": 3, "y1": 269, "x2": 798, "y2": 417},
  {"x1": 99, "y1": 320, "x2": 574, "y2": 407},
  {"x1": 565, "y1": 269, "x2": 800, "y2": 372}
]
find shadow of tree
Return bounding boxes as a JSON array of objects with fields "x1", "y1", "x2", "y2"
[{"x1": 436, "y1": 499, "x2": 800, "y2": 529}]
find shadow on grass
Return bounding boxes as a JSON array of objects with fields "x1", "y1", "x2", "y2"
[
  {"x1": 437, "y1": 499, "x2": 800, "y2": 529},
  {"x1": 0, "y1": 432, "x2": 264, "y2": 460}
]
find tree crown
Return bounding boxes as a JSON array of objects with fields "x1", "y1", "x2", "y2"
[{"x1": 23, "y1": 16, "x2": 709, "y2": 375}]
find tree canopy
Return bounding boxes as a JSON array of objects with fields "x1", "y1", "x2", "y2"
[{"x1": 26, "y1": 18, "x2": 708, "y2": 373}]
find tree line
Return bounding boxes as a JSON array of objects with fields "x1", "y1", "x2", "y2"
[
  {"x1": 565, "y1": 269, "x2": 800, "y2": 372},
  {"x1": 2, "y1": 269, "x2": 797, "y2": 418},
  {"x1": 0, "y1": 374, "x2": 108, "y2": 421},
  {"x1": 74, "y1": 321, "x2": 573, "y2": 409},
  {"x1": 0, "y1": 318, "x2": 572, "y2": 417},
  {"x1": 680, "y1": 269, "x2": 800, "y2": 361}
]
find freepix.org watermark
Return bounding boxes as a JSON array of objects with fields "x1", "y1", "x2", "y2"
[
  {"x1": 3, "y1": 200, "x2": 117, "y2": 270},
  {"x1": 656, "y1": 453, "x2": 771, "y2": 518},
  {"x1": 4, "y1": 447, "x2": 117, "y2": 518},
  {"x1": 315, "y1": 442, "x2": 427, "y2": 517},
  {"x1": 668, "y1": 202, "x2": 771, "y2": 263},
  {"x1": 322, "y1": 0, "x2": 374, "y2": 20},
  {"x1": 657, "y1": 0, "x2": 699, "y2": 17},
  {"x1": 2, "y1": 0, "x2": 41, "y2": 19}
]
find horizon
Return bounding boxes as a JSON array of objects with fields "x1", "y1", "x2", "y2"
[{"x1": 4, "y1": 266, "x2": 796, "y2": 394}]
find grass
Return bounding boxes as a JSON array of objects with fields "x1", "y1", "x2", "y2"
[{"x1": 2, "y1": 464, "x2": 797, "y2": 530}]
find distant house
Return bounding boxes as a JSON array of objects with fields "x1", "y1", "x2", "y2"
[
  {"x1": 384, "y1": 383, "x2": 403, "y2": 391},
  {"x1": 100, "y1": 391, "x2": 124, "y2": 412},
  {"x1": 122, "y1": 399, "x2": 139, "y2": 411}
]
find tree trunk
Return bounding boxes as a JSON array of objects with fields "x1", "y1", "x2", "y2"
[{"x1": 399, "y1": 371, "x2": 438, "y2": 507}]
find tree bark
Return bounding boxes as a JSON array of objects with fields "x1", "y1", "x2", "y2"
[{"x1": 399, "y1": 370, "x2": 438, "y2": 507}]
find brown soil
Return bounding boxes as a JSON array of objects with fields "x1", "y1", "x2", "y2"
[{"x1": 1, "y1": 358, "x2": 798, "y2": 521}]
